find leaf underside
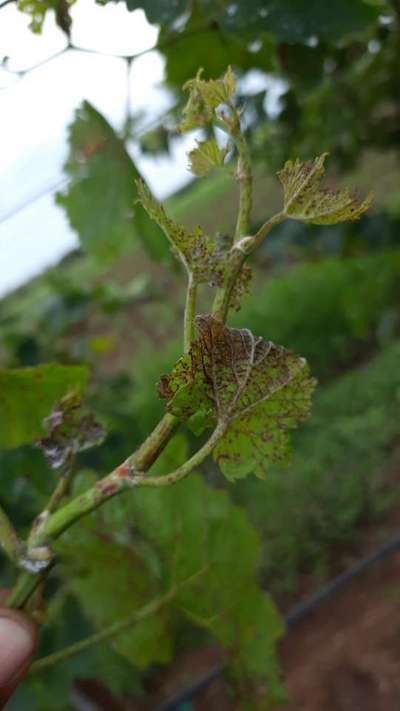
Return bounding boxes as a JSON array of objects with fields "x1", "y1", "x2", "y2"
[
  {"x1": 278, "y1": 152, "x2": 373, "y2": 225},
  {"x1": 159, "y1": 315, "x2": 316, "y2": 480}
]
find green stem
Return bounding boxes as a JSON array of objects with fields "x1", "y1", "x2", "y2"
[
  {"x1": 7, "y1": 423, "x2": 226, "y2": 609},
  {"x1": 212, "y1": 212, "x2": 285, "y2": 322},
  {"x1": 0, "y1": 504, "x2": 22, "y2": 565},
  {"x1": 28, "y1": 455, "x2": 77, "y2": 555},
  {"x1": 42, "y1": 421, "x2": 226, "y2": 541},
  {"x1": 128, "y1": 412, "x2": 178, "y2": 472},
  {"x1": 248, "y1": 212, "x2": 285, "y2": 253},
  {"x1": 45, "y1": 455, "x2": 76, "y2": 516},
  {"x1": 234, "y1": 132, "x2": 252, "y2": 241},
  {"x1": 183, "y1": 274, "x2": 198, "y2": 353},
  {"x1": 6, "y1": 565, "x2": 54, "y2": 609},
  {"x1": 9, "y1": 415, "x2": 178, "y2": 609}
]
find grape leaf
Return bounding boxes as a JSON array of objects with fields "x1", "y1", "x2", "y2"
[
  {"x1": 130, "y1": 440, "x2": 284, "y2": 705},
  {"x1": 124, "y1": 0, "x2": 378, "y2": 52},
  {"x1": 18, "y1": 0, "x2": 74, "y2": 34},
  {"x1": 124, "y1": 0, "x2": 187, "y2": 27},
  {"x1": 37, "y1": 392, "x2": 105, "y2": 470},
  {"x1": 136, "y1": 179, "x2": 222, "y2": 281},
  {"x1": 0, "y1": 364, "x2": 88, "y2": 449},
  {"x1": 56, "y1": 520, "x2": 172, "y2": 669},
  {"x1": 188, "y1": 138, "x2": 230, "y2": 177},
  {"x1": 56, "y1": 101, "x2": 168, "y2": 263},
  {"x1": 213, "y1": 0, "x2": 380, "y2": 42},
  {"x1": 57, "y1": 436, "x2": 284, "y2": 703},
  {"x1": 278, "y1": 152, "x2": 373, "y2": 225},
  {"x1": 161, "y1": 6, "x2": 274, "y2": 89},
  {"x1": 137, "y1": 181, "x2": 252, "y2": 308},
  {"x1": 179, "y1": 66, "x2": 236, "y2": 133},
  {"x1": 159, "y1": 315, "x2": 315, "y2": 480}
]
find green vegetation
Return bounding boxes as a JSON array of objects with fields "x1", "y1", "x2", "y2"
[
  {"x1": 2, "y1": 0, "x2": 400, "y2": 707},
  {"x1": 237, "y1": 340, "x2": 400, "y2": 591}
]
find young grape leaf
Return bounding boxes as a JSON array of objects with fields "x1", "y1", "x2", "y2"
[
  {"x1": 57, "y1": 102, "x2": 168, "y2": 263},
  {"x1": 0, "y1": 364, "x2": 88, "y2": 449},
  {"x1": 278, "y1": 152, "x2": 373, "y2": 225},
  {"x1": 37, "y1": 392, "x2": 105, "y2": 470},
  {"x1": 18, "y1": 0, "x2": 74, "y2": 34},
  {"x1": 179, "y1": 66, "x2": 236, "y2": 133},
  {"x1": 188, "y1": 138, "x2": 229, "y2": 177},
  {"x1": 136, "y1": 179, "x2": 224, "y2": 281},
  {"x1": 159, "y1": 315, "x2": 316, "y2": 480},
  {"x1": 137, "y1": 181, "x2": 252, "y2": 309}
]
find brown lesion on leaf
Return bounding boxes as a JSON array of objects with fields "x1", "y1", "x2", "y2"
[
  {"x1": 278, "y1": 152, "x2": 373, "y2": 225},
  {"x1": 158, "y1": 315, "x2": 316, "y2": 480},
  {"x1": 37, "y1": 392, "x2": 105, "y2": 471}
]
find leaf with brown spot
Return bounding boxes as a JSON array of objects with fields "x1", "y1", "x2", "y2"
[
  {"x1": 159, "y1": 315, "x2": 316, "y2": 480},
  {"x1": 136, "y1": 179, "x2": 229, "y2": 286},
  {"x1": 278, "y1": 152, "x2": 373, "y2": 224},
  {"x1": 37, "y1": 392, "x2": 105, "y2": 470}
]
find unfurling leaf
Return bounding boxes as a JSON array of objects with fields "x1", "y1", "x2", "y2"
[
  {"x1": 278, "y1": 152, "x2": 373, "y2": 224},
  {"x1": 37, "y1": 392, "x2": 105, "y2": 470},
  {"x1": 179, "y1": 66, "x2": 236, "y2": 133},
  {"x1": 159, "y1": 315, "x2": 316, "y2": 480},
  {"x1": 188, "y1": 138, "x2": 229, "y2": 177}
]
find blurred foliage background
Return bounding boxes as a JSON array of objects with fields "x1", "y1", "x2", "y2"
[{"x1": 1, "y1": 0, "x2": 400, "y2": 708}]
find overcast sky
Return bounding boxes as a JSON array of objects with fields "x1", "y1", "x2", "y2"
[
  {"x1": 0, "y1": 1, "x2": 199, "y2": 296},
  {"x1": 0, "y1": 2, "x2": 280, "y2": 297}
]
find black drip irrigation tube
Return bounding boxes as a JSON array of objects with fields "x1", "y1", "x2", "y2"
[{"x1": 155, "y1": 533, "x2": 400, "y2": 711}]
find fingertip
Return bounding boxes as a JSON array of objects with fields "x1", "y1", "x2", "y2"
[{"x1": 0, "y1": 611, "x2": 36, "y2": 688}]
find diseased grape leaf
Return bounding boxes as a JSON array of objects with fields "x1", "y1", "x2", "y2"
[
  {"x1": 136, "y1": 179, "x2": 223, "y2": 281},
  {"x1": 159, "y1": 315, "x2": 315, "y2": 480},
  {"x1": 278, "y1": 153, "x2": 373, "y2": 225},
  {"x1": 137, "y1": 181, "x2": 252, "y2": 309},
  {"x1": 188, "y1": 138, "x2": 229, "y2": 177},
  {"x1": 56, "y1": 101, "x2": 168, "y2": 263},
  {"x1": 0, "y1": 364, "x2": 88, "y2": 449},
  {"x1": 37, "y1": 392, "x2": 105, "y2": 470}
]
